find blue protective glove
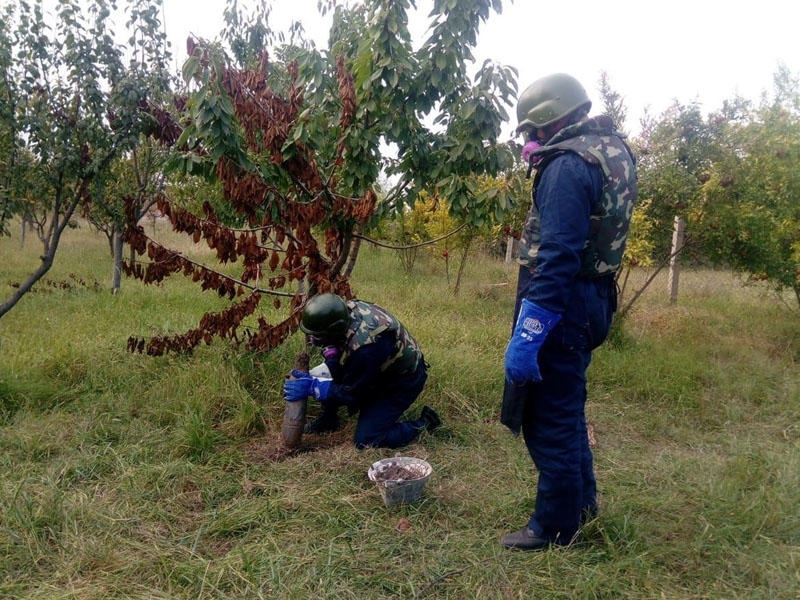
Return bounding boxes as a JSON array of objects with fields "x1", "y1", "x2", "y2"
[
  {"x1": 504, "y1": 299, "x2": 561, "y2": 384},
  {"x1": 283, "y1": 370, "x2": 332, "y2": 403},
  {"x1": 283, "y1": 370, "x2": 313, "y2": 402}
]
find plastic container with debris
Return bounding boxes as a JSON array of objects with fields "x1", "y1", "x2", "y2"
[{"x1": 367, "y1": 456, "x2": 432, "y2": 507}]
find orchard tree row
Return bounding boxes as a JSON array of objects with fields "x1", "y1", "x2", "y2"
[
  {"x1": 633, "y1": 75, "x2": 800, "y2": 307},
  {"x1": 1, "y1": 0, "x2": 797, "y2": 354}
]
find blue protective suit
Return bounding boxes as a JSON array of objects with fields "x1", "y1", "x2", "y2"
[
  {"x1": 515, "y1": 151, "x2": 618, "y2": 543},
  {"x1": 318, "y1": 332, "x2": 428, "y2": 449}
]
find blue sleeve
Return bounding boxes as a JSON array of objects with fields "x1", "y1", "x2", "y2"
[
  {"x1": 325, "y1": 333, "x2": 395, "y2": 406},
  {"x1": 526, "y1": 153, "x2": 603, "y2": 314}
]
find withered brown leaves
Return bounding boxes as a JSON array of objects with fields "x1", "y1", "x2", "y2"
[{"x1": 125, "y1": 42, "x2": 374, "y2": 356}]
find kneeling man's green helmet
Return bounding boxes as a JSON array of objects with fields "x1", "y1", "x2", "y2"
[{"x1": 300, "y1": 293, "x2": 350, "y2": 338}]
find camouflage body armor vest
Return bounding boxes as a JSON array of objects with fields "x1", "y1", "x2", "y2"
[
  {"x1": 341, "y1": 300, "x2": 422, "y2": 375},
  {"x1": 518, "y1": 115, "x2": 637, "y2": 277}
]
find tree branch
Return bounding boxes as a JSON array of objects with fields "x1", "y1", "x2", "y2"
[
  {"x1": 134, "y1": 237, "x2": 300, "y2": 297},
  {"x1": 353, "y1": 223, "x2": 468, "y2": 250}
]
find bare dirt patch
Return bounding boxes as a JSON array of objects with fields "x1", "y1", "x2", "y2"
[{"x1": 241, "y1": 428, "x2": 352, "y2": 463}]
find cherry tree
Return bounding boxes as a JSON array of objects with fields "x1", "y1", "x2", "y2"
[{"x1": 124, "y1": 0, "x2": 519, "y2": 354}]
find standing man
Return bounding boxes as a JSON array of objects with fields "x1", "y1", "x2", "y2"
[
  {"x1": 501, "y1": 73, "x2": 637, "y2": 550},
  {"x1": 283, "y1": 293, "x2": 440, "y2": 449}
]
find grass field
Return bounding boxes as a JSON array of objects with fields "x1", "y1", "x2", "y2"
[{"x1": 1, "y1": 221, "x2": 798, "y2": 599}]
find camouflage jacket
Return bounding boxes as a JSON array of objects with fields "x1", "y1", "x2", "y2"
[
  {"x1": 341, "y1": 300, "x2": 422, "y2": 376},
  {"x1": 518, "y1": 115, "x2": 638, "y2": 277}
]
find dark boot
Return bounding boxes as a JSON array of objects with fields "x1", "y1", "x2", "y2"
[
  {"x1": 303, "y1": 408, "x2": 340, "y2": 434},
  {"x1": 419, "y1": 405, "x2": 441, "y2": 431},
  {"x1": 500, "y1": 527, "x2": 552, "y2": 551}
]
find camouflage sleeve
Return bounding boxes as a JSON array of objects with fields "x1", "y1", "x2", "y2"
[{"x1": 516, "y1": 202, "x2": 541, "y2": 268}]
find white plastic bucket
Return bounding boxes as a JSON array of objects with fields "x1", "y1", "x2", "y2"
[{"x1": 367, "y1": 457, "x2": 432, "y2": 507}]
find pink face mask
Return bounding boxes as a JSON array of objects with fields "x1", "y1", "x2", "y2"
[
  {"x1": 521, "y1": 140, "x2": 541, "y2": 165},
  {"x1": 322, "y1": 345, "x2": 340, "y2": 360}
]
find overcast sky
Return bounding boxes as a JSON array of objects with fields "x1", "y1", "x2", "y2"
[{"x1": 161, "y1": 0, "x2": 799, "y2": 137}]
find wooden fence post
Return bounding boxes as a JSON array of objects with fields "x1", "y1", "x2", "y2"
[
  {"x1": 668, "y1": 216, "x2": 685, "y2": 304},
  {"x1": 505, "y1": 236, "x2": 514, "y2": 264}
]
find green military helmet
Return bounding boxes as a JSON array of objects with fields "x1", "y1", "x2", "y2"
[
  {"x1": 516, "y1": 73, "x2": 592, "y2": 132},
  {"x1": 300, "y1": 293, "x2": 350, "y2": 339}
]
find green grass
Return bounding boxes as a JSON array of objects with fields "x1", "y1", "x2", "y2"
[{"x1": 1, "y1": 221, "x2": 798, "y2": 599}]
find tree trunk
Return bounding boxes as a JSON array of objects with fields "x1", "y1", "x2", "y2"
[
  {"x1": 1, "y1": 195, "x2": 77, "y2": 319},
  {"x1": 111, "y1": 225, "x2": 124, "y2": 295},
  {"x1": 343, "y1": 230, "x2": 363, "y2": 279},
  {"x1": 0, "y1": 251, "x2": 55, "y2": 318}
]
